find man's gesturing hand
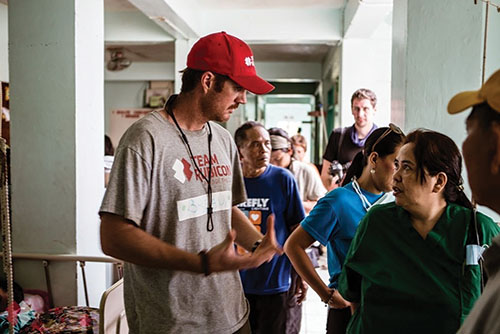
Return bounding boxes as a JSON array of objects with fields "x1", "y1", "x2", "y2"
[
  {"x1": 251, "y1": 214, "x2": 283, "y2": 266},
  {"x1": 205, "y1": 214, "x2": 283, "y2": 273}
]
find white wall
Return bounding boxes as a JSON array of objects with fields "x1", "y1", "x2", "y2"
[
  {"x1": 105, "y1": 11, "x2": 174, "y2": 43},
  {"x1": 392, "y1": 0, "x2": 500, "y2": 221},
  {"x1": 393, "y1": 0, "x2": 484, "y2": 135},
  {"x1": 337, "y1": 0, "x2": 393, "y2": 130},
  {"x1": 201, "y1": 8, "x2": 342, "y2": 42},
  {"x1": 320, "y1": 46, "x2": 341, "y2": 152},
  {"x1": 340, "y1": 37, "x2": 392, "y2": 128},
  {"x1": 105, "y1": 62, "x2": 175, "y2": 81},
  {"x1": 104, "y1": 81, "x2": 149, "y2": 143},
  {"x1": 484, "y1": 3, "x2": 500, "y2": 83},
  {"x1": 256, "y1": 62, "x2": 322, "y2": 81},
  {"x1": 390, "y1": 0, "x2": 407, "y2": 127},
  {"x1": 75, "y1": 0, "x2": 107, "y2": 307},
  {"x1": 0, "y1": 3, "x2": 8, "y2": 82}
]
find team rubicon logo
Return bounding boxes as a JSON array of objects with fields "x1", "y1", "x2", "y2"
[
  {"x1": 244, "y1": 56, "x2": 254, "y2": 67},
  {"x1": 172, "y1": 158, "x2": 193, "y2": 183},
  {"x1": 172, "y1": 154, "x2": 232, "y2": 184}
]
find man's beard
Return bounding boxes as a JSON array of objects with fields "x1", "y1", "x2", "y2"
[{"x1": 200, "y1": 92, "x2": 238, "y2": 122}]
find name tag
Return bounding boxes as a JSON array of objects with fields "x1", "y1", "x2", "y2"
[
  {"x1": 465, "y1": 244, "x2": 486, "y2": 265},
  {"x1": 177, "y1": 191, "x2": 232, "y2": 221}
]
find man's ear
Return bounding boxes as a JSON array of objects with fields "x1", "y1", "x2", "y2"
[
  {"x1": 491, "y1": 123, "x2": 500, "y2": 175},
  {"x1": 200, "y1": 71, "x2": 216, "y2": 93},
  {"x1": 432, "y1": 172, "x2": 448, "y2": 193}
]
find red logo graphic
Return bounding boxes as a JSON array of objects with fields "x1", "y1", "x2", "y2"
[{"x1": 182, "y1": 158, "x2": 193, "y2": 181}]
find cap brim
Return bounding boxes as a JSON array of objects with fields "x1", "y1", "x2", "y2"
[
  {"x1": 447, "y1": 90, "x2": 485, "y2": 114},
  {"x1": 231, "y1": 75, "x2": 275, "y2": 95}
]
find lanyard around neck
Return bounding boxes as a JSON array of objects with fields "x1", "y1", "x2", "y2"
[
  {"x1": 352, "y1": 178, "x2": 373, "y2": 212},
  {"x1": 165, "y1": 95, "x2": 214, "y2": 232}
]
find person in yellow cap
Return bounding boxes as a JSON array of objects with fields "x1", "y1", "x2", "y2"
[{"x1": 448, "y1": 69, "x2": 500, "y2": 334}]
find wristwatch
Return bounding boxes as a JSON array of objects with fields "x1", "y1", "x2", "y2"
[{"x1": 251, "y1": 239, "x2": 262, "y2": 253}]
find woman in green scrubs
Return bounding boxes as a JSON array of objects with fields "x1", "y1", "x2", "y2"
[
  {"x1": 339, "y1": 129, "x2": 500, "y2": 334},
  {"x1": 285, "y1": 125, "x2": 405, "y2": 334}
]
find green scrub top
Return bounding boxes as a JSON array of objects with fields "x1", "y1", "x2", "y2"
[{"x1": 339, "y1": 202, "x2": 500, "y2": 334}]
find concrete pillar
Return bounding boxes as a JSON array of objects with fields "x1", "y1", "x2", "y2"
[
  {"x1": 340, "y1": 37, "x2": 392, "y2": 128},
  {"x1": 0, "y1": 3, "x2": 7, "y2": 82},
  {"x1": 340, "y1": 7, "x2": 393, "y2": 128},
  {"x1": 391, "y1": 0, "x2": 500, "y2": 218},
  {"x1": 174, "y1": 38, "x2": 192, "y2": 93},
  {"x1": 8, "y1": 0, "x2": 105, "y2": 306},
  {"x1": 391, "y1": 0, "x2": 500, "y2": 134}
]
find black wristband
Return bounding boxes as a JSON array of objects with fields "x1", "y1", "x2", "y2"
[
  {"x1": 251, "y1": 239, "x2": 262, "y2": 253},
  {"x1": 322, "y1": 289, "x2": 335, "y2": 306},
  {"x1": 198, "y1": 250, "x2": 210, "y2": 276}
]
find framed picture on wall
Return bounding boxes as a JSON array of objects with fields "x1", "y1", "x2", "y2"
[
  {"x1": 1, "y1": 82, "x2": 9, "y2": 109},
  {"x1": 144, "y1": 81, "x2": 173, "y2": 108},
  {"x1": 1, "y1": 82, "x2": 10, "y2": 145}
]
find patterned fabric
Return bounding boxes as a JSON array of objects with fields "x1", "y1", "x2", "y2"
[
  {"x1": 20, "y1": 306, "x2": 99, "y2": 334},
  {"x1": 0, "y1": 301, "x2": 36, "y2": 334}
]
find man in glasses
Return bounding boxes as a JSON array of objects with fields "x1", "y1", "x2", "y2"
[
  {"x1": 235, "y1": 121, "x2": 306, "y2": 334},
  {"x1": 321, "y1": 88, "x2": 378, "y2": 191},
  {"x1": 448, "y1": 69, "x2": 500, "y2": 334},
  {"x1": 99, "y1": 32, "x2": 281, "y2": 334}
]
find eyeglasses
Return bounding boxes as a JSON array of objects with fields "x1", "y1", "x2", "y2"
[{"x1": 370, "y1": 123, "x2": 404, "y2": 152}]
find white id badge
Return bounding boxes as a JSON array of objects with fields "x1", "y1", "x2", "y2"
[{"x1": 465, "y1": 244, "x2": 486, "y2": 265}]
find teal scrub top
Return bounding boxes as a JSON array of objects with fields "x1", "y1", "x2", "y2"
[{"x1": 339, "y1": 202, "x2": 500, "y2": 334}]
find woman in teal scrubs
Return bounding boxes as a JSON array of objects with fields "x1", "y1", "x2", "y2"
[
  {"x1": 284, "y1": 125, "x2": 405, "y2": 334},
  {"x1": 339, "y1": 129, "x2": 500, "y2": 334}
]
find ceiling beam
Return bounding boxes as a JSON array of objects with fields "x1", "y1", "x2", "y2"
[
  {"x1": 344, "y1": 0, "x2": 393, "y2": 39},
  {"x1": 128, "y1": 0, "x2": 199, "y2": 40},
  {"x1": 201, "y1": 8, "x2": 342, "y2": 43}
]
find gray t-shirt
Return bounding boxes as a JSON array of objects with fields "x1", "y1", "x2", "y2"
[{"x1": 100, "y1": 111, "x2": 248, "y2": 334}]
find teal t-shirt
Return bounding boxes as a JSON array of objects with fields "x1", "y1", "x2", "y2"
[
  {"x1": 339, "y1": 202, "x2": 500, "y2": 334},
  {"x1": 301, "y1": 182, "x2": 384, "y2": 288}
]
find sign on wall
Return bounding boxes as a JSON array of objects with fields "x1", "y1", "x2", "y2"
[{"x1": 109, "y1": 108, "x2": 152, "y2": 148}]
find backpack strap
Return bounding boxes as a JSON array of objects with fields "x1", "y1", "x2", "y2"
[
  {"x1": 466, "y1": 208, "x2": 483, "y2": 246},
  {"x1": 336, "y1": 127, "x2": 349, "y2": 160}
]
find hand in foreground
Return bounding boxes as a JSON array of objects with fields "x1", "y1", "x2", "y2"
[
  {"x1": 350, "y1": 302, "x2": 359, "y2": 315},
  {"x1": 294, "y1": 276, "x2": 308, "y2": 305},
  {"x1": 205, "y1": 215, "x2": 282, "y2": 273},
  {"x1": 251, "y1": 214, "x2": 283, "y2": 265},
  {"x1": 327, "y1": 289, "x2": 351, "y2": 309}
]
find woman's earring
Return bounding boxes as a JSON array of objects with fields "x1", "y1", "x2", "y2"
[{"x1": 370, "y1": 168, "x2": 376, "y2": 174}]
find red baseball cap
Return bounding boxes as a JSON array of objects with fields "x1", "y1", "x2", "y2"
[{"x1": 187, "y1": 32, "x2": 275, "y2": 95}]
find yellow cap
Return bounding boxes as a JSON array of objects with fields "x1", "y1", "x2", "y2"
[{"x1": 447, "y1": 69, "x2": 500, "y2": 114}]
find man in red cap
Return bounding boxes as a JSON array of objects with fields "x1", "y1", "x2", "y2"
[
  {"x1": 99, "y1": 32, "x2": 279, "y2": 334},
  {"x1": 448, "y1": 69, "x2": 500, "y2": 334}
]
